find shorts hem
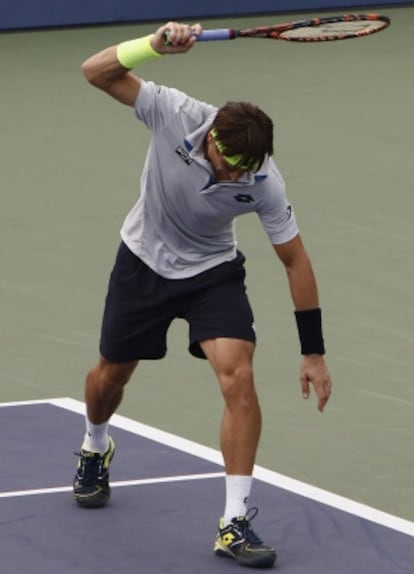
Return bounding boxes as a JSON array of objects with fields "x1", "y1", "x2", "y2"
[{"x1": 100, "y1": 348, "x2": 167, "y2": 363}]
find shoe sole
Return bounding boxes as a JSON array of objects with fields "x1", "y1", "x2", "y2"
[
  {"x1": 74, "y1": 486, "x2": 111, "y2": 508},
  {"x1": 215, "y1": 547, "x2": 276, "y2": 568}
]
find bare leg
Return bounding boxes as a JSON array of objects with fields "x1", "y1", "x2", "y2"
[
  {"x1": 200, "y1": 338, "x2": 261, "y2": 475},
  {"x1": 85, "y1": 355, "x2": 139, "y2": 424},
  {"x1": 73, "y1": 356, "x2": 139, "y2": 507},
  {"x1": 202, "y1": 338, "x2": 276, "y2": 567}
]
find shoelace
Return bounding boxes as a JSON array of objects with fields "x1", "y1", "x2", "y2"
[
  {"x1": 74, "y1": 451, "x2": 106, "y2": 483},
  {"x1": 236, "y1": 507, "x2": 264, "y2": 545}
]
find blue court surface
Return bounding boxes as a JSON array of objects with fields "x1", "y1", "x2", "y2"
[{"x1": 0, "y1": 398, "x2": 413, "y2": 573}]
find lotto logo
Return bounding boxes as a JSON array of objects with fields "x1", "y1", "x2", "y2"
[
  {"x1": 222, "y1": 532, "x2": 236, "y2": 546},
  {"x1": 234, "y1": 193, "x2": 254, "y2": 203}
]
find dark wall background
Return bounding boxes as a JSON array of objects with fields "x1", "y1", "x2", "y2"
[{"x1": 1, "y1": 1, "x2": 410, "y2": 31}]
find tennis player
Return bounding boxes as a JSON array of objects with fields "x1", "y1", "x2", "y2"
[{"x1": 73, "y1": 21, "x2": 332, "y2": 569}]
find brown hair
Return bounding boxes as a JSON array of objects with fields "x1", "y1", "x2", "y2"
[{"x1": 211, "y1": 101, "x2": 274, "y2": 172}]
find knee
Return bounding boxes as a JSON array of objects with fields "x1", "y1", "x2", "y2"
[
  {"x1": 219, "y1": 365, "x2": 257, "y2": 408},
  {"x1": 88, "y1": 360, "x2": 137, "y2": 390}
]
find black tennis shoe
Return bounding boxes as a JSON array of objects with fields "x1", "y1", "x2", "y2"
[
  {"x1": 214, "y1": 507, "x2": 276, "y2": 568},
  {"x1": 73, "y1": 437, "x2": 115, "y2": 508}
]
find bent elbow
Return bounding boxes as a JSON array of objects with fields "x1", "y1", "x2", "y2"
[{"x1": 81, "y1": 60, "x2": 98, "y2": 85}]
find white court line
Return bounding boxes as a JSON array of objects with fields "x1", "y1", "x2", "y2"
[
  {"x1": 0, "y1": 472, "x2": 225, "y2": 499},
  {"x1": 0, "y1": 398, "x2": 61, "y2": 408},
  {"x1": 2, "y1": 397, "x2": 414, "y2": 538}
]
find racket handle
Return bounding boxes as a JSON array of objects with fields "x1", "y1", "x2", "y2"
[
  {"x1": 163, "y1": 28, "x2": 234, "y2": 45},
  {"x1": 196, "y1": 29, "x2": 234, "y2": 41}
]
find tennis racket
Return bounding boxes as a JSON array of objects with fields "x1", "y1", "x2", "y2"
[{"x1": 195, "y1": 14, "x2": 390, "y2": 43}]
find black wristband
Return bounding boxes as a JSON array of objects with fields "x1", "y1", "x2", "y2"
[{"x1": 294, "y1": 308, "x2": 325, "y2": 355}]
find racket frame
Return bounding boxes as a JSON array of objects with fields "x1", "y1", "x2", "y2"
[{"x1": 196, "y1": 14, "x2": 391, "y2": 42}]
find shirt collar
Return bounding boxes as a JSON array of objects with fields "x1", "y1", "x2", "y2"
[{"x1": 184, "y1": 112, "x2": 215, "y2": 153}]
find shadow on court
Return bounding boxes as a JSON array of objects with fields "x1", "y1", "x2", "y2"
[{"x1": 0, "y1": 402, "x2": 412, "y2": 573}]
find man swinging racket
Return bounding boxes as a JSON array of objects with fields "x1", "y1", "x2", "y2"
[{"x1": 73, "y1": 21, "x2": 332, "y2": 569}]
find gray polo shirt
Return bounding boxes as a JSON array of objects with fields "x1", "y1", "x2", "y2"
[{"x1": 120, "y1": 80, "x2": 299, "y2": 279}]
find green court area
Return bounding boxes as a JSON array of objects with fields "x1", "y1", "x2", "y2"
[{"x1": 1, "y1": 6, "x2": 413, "y2": 524}]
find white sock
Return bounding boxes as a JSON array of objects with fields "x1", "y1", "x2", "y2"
[
  {"x1": 223, "y1": 475, "x2": 253, "y2": 525},
  {"x1": 82, "y1": 418, "x2": 110, "y2": 454}
]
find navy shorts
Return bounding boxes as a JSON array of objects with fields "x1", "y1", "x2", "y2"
[{"x1": 99, "y1": 243, "x2": 256, "y2": 362}]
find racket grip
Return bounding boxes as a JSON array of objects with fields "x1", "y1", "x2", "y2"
[
  {"x1": 163, "y1": 28, "x2": 233, "y2": 45},
  {"x1": 196, "y1": 29, "x2": 233, "y2": 41}
]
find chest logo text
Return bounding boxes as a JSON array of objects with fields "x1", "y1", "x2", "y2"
[{"x1": 176, "y1": 146, "x2": 193, "y2": 165}]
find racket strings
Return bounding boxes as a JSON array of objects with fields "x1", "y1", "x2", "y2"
[{"x1": 282, "y1": 21, "x2": 386, "y2": 39}]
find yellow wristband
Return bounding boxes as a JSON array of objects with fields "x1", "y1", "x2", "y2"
[{"x1": 116, "y1": 34, "x2": 163, "y2": 69}]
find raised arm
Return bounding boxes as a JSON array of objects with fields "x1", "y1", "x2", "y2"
[
  {"x1": 81, "y1": 22, "x2": 202, "y2": 106},
  {"x1": 273, "y1": 234, "x2": 332, "y2": 412}
]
